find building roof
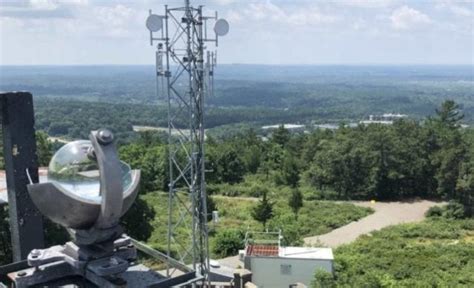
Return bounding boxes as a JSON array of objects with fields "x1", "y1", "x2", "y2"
[
  {"x1": 279, "y1": 247, "x2": 333, "y2": 260},
  {"x1": 246, "y1": 244, "x2": 279, "y2": 257},
  {"x1": 245, "y1": 244, "x2": 333, "y2": 260},
  {"x1": 245, "y1": 244, "x2": 334, "y2": 260},
  {"x1": 261, "y1": 124, "x2": 305, "y2": 130}
]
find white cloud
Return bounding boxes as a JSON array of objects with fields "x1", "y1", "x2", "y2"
[
  {"x1": 0, "y1": 0, "x2": 88, "y2": 19},
  {"x1": 213, "y1": 0, "x2": 238, "y2": 6},
  {"x1": 30, "y1": 0, "x2": 57, "y2": 10},
  {"x1": 236, "y1": 2, "x2": 339, "y2": 26},
  {"x1": 434, "y1": 1, "x2": 473, "y2": 17},
  {"x1": 340, "y1": 0, "x2": 398, "y2": 8},
  {"x1": 226, "y1": 10, "x2": 242, "y2": 23},
  {"x1": 92, "y1": 4, "x2": 139, "y2": 37},
  {"x1": 448, "y1": 4, "x2": 472, "y2": 17},
  {"x1": 245, "y1": 2, "x2": 286, "y2": 22},
  {"x1": 352, "y1": 18, "x2": 367, "y2": 30},
  {"x1": 287, "y1": 7, "x2": 338, "y2": 25},
  {"x1": 390, "y1": 6, "x2": 431, "y2": 30}
]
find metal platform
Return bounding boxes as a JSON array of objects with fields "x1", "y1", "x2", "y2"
[{"x1": 3, "y1": 262, "x2": 199, "y2": 288}]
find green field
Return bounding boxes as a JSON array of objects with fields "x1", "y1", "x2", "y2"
[{"x1": 139, "y1": 192, "x2": 373, "y2": 259}]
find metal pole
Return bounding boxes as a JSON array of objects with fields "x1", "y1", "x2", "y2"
[
  {"x1": 164, "y1": 5, "x2": 173, "y2": 278},
  {"x1": 197, "y1": 6, "x2": 210, "y2": 285}
]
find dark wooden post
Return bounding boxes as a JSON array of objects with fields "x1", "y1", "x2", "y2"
[{"x1": 0, "y1": 92, "x2": 44, "y2": 261}]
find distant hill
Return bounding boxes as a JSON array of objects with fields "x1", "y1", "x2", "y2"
[{"x1": 1, "y1": 65, "x2": 473, "y2": 123}]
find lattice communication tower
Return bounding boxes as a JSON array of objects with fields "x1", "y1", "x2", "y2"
[{"x1": 146, "y1": 0, "x2": 229, "y2": 284}]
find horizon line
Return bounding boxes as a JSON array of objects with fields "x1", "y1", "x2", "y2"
[{"x1": 1, "y1": 63, "x2": 473, "y2": 67}]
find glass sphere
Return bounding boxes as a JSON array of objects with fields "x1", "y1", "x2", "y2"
[{"x1": 47, "y1": 140, "x2": 132, "y2": 203}]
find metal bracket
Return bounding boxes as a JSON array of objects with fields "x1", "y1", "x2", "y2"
[{"x1": 12, "y1": 235, "x2": 137, "y2": 287}]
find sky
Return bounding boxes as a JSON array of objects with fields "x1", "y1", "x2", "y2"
[{"x1": 0, "y1": 0, "x2": 473, "y2": 65}]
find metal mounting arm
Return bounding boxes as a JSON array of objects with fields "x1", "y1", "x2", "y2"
[{"x1": 91, "y1": 129, "x2": 124, "y2": 229}]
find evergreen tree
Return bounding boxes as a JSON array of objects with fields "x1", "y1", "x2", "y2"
[
  {"x1": 251, "y1": 189, "x2": 274, "y2": 230},
  {"x1": 289, "y1": 188, "x2": 303, "y2": 219},
  {"x1": 283, "y1": 155, "x2": 300, "y2": 188},
  {"x1": 435, "y1": 100, "x2": 464, "y2": 128},
  {"x1": 271, "y1": 125, "x2": 290, "y2": 147},
  {"x1": 217, "y1": 145, "x2": 246, "y2": 184}
]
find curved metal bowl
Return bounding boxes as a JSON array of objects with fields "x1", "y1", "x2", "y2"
[{"x1": 27, "y1": 170, "x2": 141, "y2": 230}]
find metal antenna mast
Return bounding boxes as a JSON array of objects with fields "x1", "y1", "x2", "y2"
[{"x1": 146, "y1": 1, "x2": 229, "y2": 284}]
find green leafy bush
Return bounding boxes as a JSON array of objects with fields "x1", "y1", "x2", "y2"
[
  {"x1": 311, "y1": 269, "x2": 336, "y2": 288},
  {"x1": 332, "y1": 218, "x2": 474, "y2": 287},
  {"x1": 212, "y1": 229, "x2": 245, "y2": 258},
  {"x1": 426, "y1": 205, "x2": 444, "y2": 218},
  {"x1": 444, "y1": 201, "x2": 466, "y2": 219},
  {"x1": 426, "y1": 202, "x2": 467, "y2": 220}
]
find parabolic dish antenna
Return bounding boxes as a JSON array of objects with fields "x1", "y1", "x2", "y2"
[
  {"x1": 214, "y1": 18, "x2": 229, "y2": 36},
  {"x1": 146, "y1": 14, "x2": 163, "y2": 32}
]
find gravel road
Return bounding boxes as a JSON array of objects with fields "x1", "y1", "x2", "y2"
[{"x1": 304, "y1": 200, "x2": 443, "y2": 247}]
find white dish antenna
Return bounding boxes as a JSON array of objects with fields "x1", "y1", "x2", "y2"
[
  {"x1": 146, "y1": 14, "x2": 163, "y2": 32},
  {"x1": 214, "y1": 19, "x2": 229, "y2": 36}
]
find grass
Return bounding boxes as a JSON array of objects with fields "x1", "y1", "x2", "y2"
[
  {"x1": 138, "y1": 192, "x2": 373, "y2": 260},
  {"x1": 332, "y1": 218, "x2": 474, "y2": 287}
]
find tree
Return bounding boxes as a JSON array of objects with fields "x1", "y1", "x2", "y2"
[
  {"x1": 216, "y1": 145, "x2": 246, "y2": 184},
  {"x1": 435, "y1": 100, "x2": 464, "y2": 128},
  {"x1": 429, "y1": 100, "x2": 467, "y2": 199},
  {"x1": 251, "y1": 189, "x2": 274, "y2": 230},
  {"x1": 119, "y1": 144, "x2": 168, "y2": 192},
  {"x1": 456, "y1": 159, "x2": 474, "y2": 217},
  {"x1": 271, "y1": 125, "x2": 290, "y2": 147},
  {"x1": 36, "y1": 131, "x2": 53, "y2": 167},
  {"x1": 288, "y1": 188, "x2": 303, "y2": 219},
  {"x1": 213, "y1": 229, "x2": 244, "y2": 257},
  {"x1": 121, "y1": 197, "x2": 156, "y2": 241},
  {"x1": 282, "y1": 155, "x2": 300, "y2": 188}
]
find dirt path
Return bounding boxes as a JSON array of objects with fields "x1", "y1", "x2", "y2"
[{"x1": 304, "y1": 200, "x2": 443, "y2": 248}]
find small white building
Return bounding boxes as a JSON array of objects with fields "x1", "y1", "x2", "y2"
[
  {"x1": 242, "y1": 244, "x2": 333, "y2": 288},
  {"x1": 360, "y1": 113, "x2": 408, "y2": 125}
]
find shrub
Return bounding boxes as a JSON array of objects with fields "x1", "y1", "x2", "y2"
[
  {"x1": 444, "y1": 201, "x2": 466, "y2": 219},
  {"x1": 311, "y1": 269, "x2": 335, "y2": 288},
  {"x1": 426, "y1": 206, "x2": 443, "y2": 218},
  {"x1": 213, "y1": 229, "x2": 245, "y2": 258}
]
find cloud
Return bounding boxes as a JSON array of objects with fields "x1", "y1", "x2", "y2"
[
  {"x1": 449, "y1": 5, "x2": 472, "y2": 17},
  {"x1": 0, "y1": 0, "x2": 30, "y2": 7},
  {"x1": 287, "y1": 7, "x2": 339, "y2": 25},
  {"x1": 390, "y1": 6, "x2": 431, "y2": 30},
  {"x1": 434, "y1": 0, "x2": 473, "y2": 16},
  {"x1": 0, "y1": 0, "x2": 88, "y2": 19},
  {"x1": 234, "y1": 2, "x2": 339, "y2": 26},
  {"x1": 93, "y1": 4, "x2": 136, "y2": 37},
  {"x1": 244, "y1": 2, "x2": 286, "y2": 22},
  {"x1": 340, "y1": 0, "x2": 398, "y2": 8},
  {"x1": 213, "y1": 0, "x2": 238, "y2": 6},
  {"x1": 0, "y1": 8, "x2": 73, "y2": 18}
]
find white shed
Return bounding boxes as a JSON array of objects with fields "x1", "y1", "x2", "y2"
[{"x1": 243, "y1": 245, "x2": 333, "y2": 288}]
